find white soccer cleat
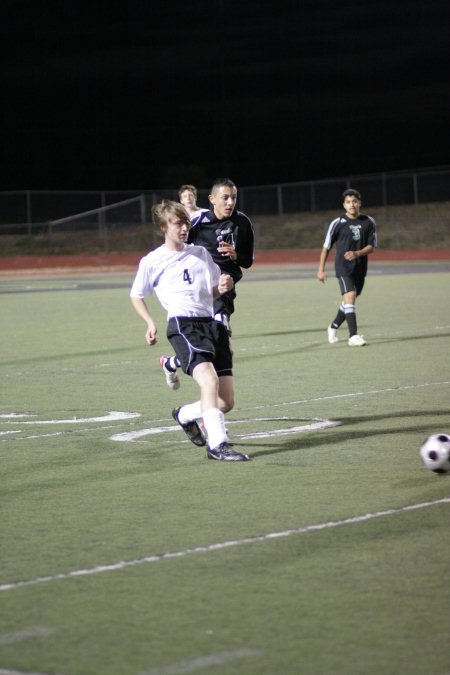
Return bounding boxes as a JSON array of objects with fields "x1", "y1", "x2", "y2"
[
  {"x1": 348, "y1": 334, "x2": 367, "y2": 347},
  {"x1": 159, "y1": 356, "x2": 180, "y2": 390},
  {"x1": 327, "y1": 325, "x2": 339, "y2": 343}
]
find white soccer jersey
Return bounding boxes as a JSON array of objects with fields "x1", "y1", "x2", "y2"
[{"x1": 130, "y1": 243, "x2": 221, "y2": 319}]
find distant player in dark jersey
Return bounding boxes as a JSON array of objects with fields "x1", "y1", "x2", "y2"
[
  {"x1": 317, "y1": 189, "x2": 377, "y2": 346},
  {"x1": 130, "y1": 199, "x2": 250, "y2": 461},
  {"x1": 160, "y1": 178, "x2": 254, "y2": 389}
]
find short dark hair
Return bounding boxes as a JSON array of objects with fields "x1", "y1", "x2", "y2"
[
  {"x1": 342, "y1": 188, "x2": 361, "y2": 200},
  {"x1": 210, "y1": 178, "x2": 236, "y2": 194}
]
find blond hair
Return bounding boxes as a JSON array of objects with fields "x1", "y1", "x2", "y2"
[{"x1": 151, "y1": 200, "x2": 191, "y2": 233}]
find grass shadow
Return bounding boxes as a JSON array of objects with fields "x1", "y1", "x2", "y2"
[
  {"x1": 243, "y1": 409, "x2": 450, "y2": 458},
  {"x1": 371, "y1": 332, "x2": 450, "y2": 345}
]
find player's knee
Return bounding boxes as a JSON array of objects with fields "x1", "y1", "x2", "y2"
[{"x1": 219, "y1": 394, "x2": 234, "y2": 414}]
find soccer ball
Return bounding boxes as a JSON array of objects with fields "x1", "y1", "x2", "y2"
[{"x1": 419, "y1": 434, "x2": 450, "y2": 473}]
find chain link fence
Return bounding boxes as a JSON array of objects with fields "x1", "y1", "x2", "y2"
[
  {"x1": 1, "y1": 166, "x2": 449, "y2": 253},
  {"x1": 1, "y1": 166, "x2": 449, "y2": 229}
]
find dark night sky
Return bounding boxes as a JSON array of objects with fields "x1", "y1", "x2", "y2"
[{"x1": 2, "y1": 0, "x2": 449, "y2": 190}]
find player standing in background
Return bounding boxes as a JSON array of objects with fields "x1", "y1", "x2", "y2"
[
  {"x1": 160, "y1": 178, "x2": 254, "y2": 389},
  {"x1": 317, "y1": 189, "x2": 377, "y2": 346},
  {"x1": 178, "y1": 184, "x2": 208, "y2": 218},
  {"x1": 130, "y1": 199, "x2": 250, "y2": 461}
]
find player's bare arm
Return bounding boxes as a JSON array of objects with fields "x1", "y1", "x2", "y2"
[
  {"x1": 130, "y1": 297, "x2": 158, "y2": 345},
  {"x1": 317, "y1": 247, "x2": 329, "y2": 283}
]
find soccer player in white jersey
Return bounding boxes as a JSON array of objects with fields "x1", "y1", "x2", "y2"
[
  {"x1": 178, "y1": 184, "x2": 208, "y2": 219},
  {"x1": 130, "y1": 199, "x2": 250, "y2": 462},
  {"x1": 161, "y1": 178, "x2": 254, "y2": 391},
  {"x1": 317, "y1": 189, "x2": 377, "y2": 346}
]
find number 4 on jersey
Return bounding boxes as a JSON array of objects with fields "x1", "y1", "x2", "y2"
[{"x1": 183, "y1": 269, "x2": 193, "y2": 284}]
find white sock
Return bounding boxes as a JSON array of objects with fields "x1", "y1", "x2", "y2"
[
  {"x1": 177, "y1": 401, "x2": 202, "y2": 424},
  {"x1": 168, "y1": 356, "x2": 180, "y2": 370},
  {"x1": 202, "y1": 407, "x2": 227, "y2": 449}
]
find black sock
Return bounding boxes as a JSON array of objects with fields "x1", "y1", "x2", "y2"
[
  {"x1": 331, "y1": 305, "x2": 346, "y2": 329},
  {"x1": 343, "y1": 304, "x2": 357, "y2": 336}
]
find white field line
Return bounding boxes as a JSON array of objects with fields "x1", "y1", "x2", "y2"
[
  {"x1": 0, "y1": 419, "x2": 337, "y2": 444},
  {"x1": 0, "y1": 427, "x2": 121, "y2": 442},
  {"x1": 2, "y1": 379, "x2": 449, "y2": 426},
  {"x1": 0, "y1": 627, "x2": 55, "y2": 646},
  {"x1": 0, "y1": 668, "x2": 56, "y2": 675},
  {"x1": 245, "y1": 380, "x2": 450, "y2": 412},
  {"x1": 1, "y1": 497, "x2": 448, "y2": 593},
  {"x1": 0, "y1": 414, "x2": 37, "y2": 419},
  {"x1": 2, "y1": 380, "x2": 449, "y2": 444},
  {"x1": 7, "y1": 412, "x2": 140, "y2": 425},
  {"x1": 235, "y1": 419, "x2": 339, "y2": 439},
  {"x1": 0, "y1": 670, "x2": 58, "y2": 675},
  {"x1": 0, "y1": 668, "x2": 55, "y2": 675},
  {"x1": 139, "y1": 647, "x2": 261, "y2": 675},
  {"x1": 0, "y1": 411, "x2": 141, "y2": 442},
  {"x1": 110, "y1": 418, "x2": 339, "y2": 442}
]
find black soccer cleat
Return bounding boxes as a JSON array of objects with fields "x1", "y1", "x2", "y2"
[
  {"x1": 206, "y1": 442, "x2": 250, "y2": 462},
  {"x1": 172, "y1": 407, "x2": 206, "y2": 447}
]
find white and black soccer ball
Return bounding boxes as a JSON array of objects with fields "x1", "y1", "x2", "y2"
[{"x1": 420, "y1": 434, "x2": 450, "y2": 473}]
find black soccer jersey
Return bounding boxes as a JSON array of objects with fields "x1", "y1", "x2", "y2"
[
  {"x1": 323, "y1": 213, "x2": 377, "y2": 278},
  {"x1": 188, "y1": 209, "x2": 254, "y2": 283}
]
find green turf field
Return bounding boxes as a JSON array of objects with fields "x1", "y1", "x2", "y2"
[{"x1": 1, "y1": 266, "x2": 449, "y2": 675}]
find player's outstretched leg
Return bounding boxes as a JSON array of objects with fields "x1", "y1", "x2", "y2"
[
  {"x1": 172, "y1": 406, "x2": 206, "y2": 446},
  {"x1": 160, "y1": 356, "x2": 180, "y2": 390}
]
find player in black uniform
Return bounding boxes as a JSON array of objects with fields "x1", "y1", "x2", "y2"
[
  {"x1": 317, "y1": 189, "x2": 377, "y2": 346},
  {"x1": 160, "y1": 178, "x2": 254, "y2": 389},
  {"x1": 189, "y1": 178, "x2": 254, "y2": 333}
]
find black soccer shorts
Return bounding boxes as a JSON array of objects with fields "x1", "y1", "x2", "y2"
[
  {"x1": 167, "y1": 316, "x2": 233, "y2": 377},
  {"x1": 338, "y1": 273, "x2": 366, "y2": 297}
]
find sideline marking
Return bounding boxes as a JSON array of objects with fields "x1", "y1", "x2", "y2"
[
  {"x1": 249, "y1": 380, "x2": 450, "y2": 412},
  {"x1": 0, "y1": 627, "x2": 55, "y2": 646},
  {"x1": 111, "y1": 425, "x2": 181, "y2": 442},
  {"x1": 0, "y1": 670, "x2": 58, "y2": 675},
  {"x1": 5, "y1": 411, "x2": 140, "y2": 425},
  {"x1": 1, "y1": 497, "x2": 448, "y2": 593},
  {"x1": 0, "y1": 414, "x2": 36, "y2": 419},
  {"x1": 239, "y1": 418, "x2": 339, "y2": 439},
  {"x1": 139, "y1": 647, "x2": 261, "y2": 675}
]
